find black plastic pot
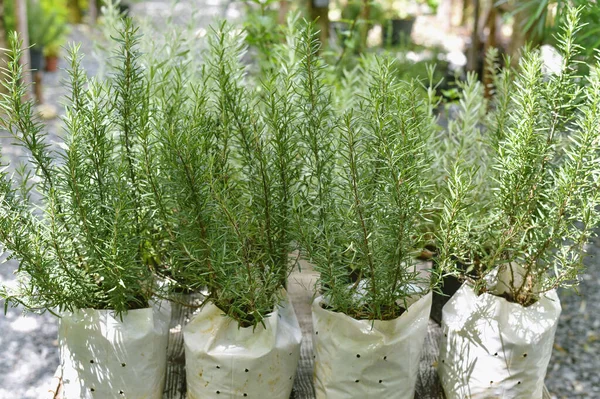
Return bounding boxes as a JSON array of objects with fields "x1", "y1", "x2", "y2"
[
  {"x1": 430, "y1": 256, "x2": 482, "y2": 324},
  {"x1": 431, "y1": 274, "x2": 462, "y2": 325},
  {"x1": 381, "y1": 18, "x2": 415, "y2": 46},
  {"x1": 29, "y1": 47, "x2": 45, "y2": 71},
  {"x1": 118, "y1": 2, "x2": 130, "y2": 15}
]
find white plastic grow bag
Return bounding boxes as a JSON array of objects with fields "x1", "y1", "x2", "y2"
[
  {"x1": 183, "y1": 292, "x2": 302, "y2": 398},
  {"x1": 58, "y1": 302, "x2": 171, "y2": 399},
  {"x1": 438, "y1": 284, "x2": 561, "y2": 399},
  {"x1": 312, "y1": 292, "x2": 432, "y2": 399}
]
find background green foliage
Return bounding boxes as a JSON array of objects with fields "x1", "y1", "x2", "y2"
[
  {"x1": 3, "y1": 0, "x2": 69, "y2": 51},
  {"x1": 506, "y1": 0, "x2": 600, "y2": 59}
]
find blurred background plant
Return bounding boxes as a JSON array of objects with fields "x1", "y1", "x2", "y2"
[
  {"x1": 242, "y1": 0, "x2": 286, "y2": 76},
  {"x1": 498, "y1": 0, "x2": 600, "y2": 74},
  {"x1": 3, "y1": 0, "x2": 69, "y2": 56}
]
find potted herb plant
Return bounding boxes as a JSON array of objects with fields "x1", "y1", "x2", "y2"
[
  {"x1": 44, "y1": 43, "x2": 61, "y2": 72},
  {"x1": 42, "y1": 0, "x2": 69, "y2": 72},
  {"x1": 427, "y1": 71, "x2": 489, "y2": 323},
  {"x1": 151, "y1": 23, "x2": 302, "y2": 398},
  {"x1": 435, "y1": 8, "x2": 600, "y2": 398},
  {"x1": 297, "y1": 25, "x2": 436, "y2": 397},
  {"x1": 0, "y1": 22, "x2": 169, "y2": 399},
  {"x1": 28, "y1": 0, "x2": 68, "y2": 70}
]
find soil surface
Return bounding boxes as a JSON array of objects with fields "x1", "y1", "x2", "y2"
[{"x1": 0, "y1": 4, "x2": 599, "y2": 399}]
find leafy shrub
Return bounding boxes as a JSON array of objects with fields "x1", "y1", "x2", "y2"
[
  {"x1": 0, "y1": 21, "x2": 157, "y2": 315},
  {"x1": 139, "y1": 21, "x2": 304, "y2": 328},
  {"x1": 436, "y1": 7, "x2": 600, "y2": 306},
  {"x1": 297, "y1": 24, "x2": 437, "y2": 321}
]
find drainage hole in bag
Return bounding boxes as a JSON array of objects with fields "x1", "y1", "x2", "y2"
[
  {"x1": 121, "y1": 363, "x2": 126, "y2": 367},
  {"x1": 355, "y1": 380, "x2": 359, "y2": 383},
  {"x1": 245, "y1": 368, "x2": 249, "y2": 373},
  {"x1": 119, "y1": 390, "x2": 124, "y2": 395},
  {"x1": 379, "y1": 380, "x2": 383, "y2": 383}
]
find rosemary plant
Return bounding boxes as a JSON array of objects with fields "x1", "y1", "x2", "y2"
[
  {"x1": 436, "y1": 6, "x2": 600, "y2": 306},
  {"x1": 298, "y1": 24, "x2": 435, "y2": 321},
  {"x1": 0, "y1": 21, "x2": 159, "y2": 315},
  {"x1": 148, "y1": 22, "x2": 302, "y2": 328}
]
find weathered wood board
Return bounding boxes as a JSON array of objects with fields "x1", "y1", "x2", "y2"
[{"x1": 47, "y1": 262, "x2": 551, "y2": 399}]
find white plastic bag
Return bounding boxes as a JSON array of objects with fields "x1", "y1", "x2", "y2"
[
  {"x1": 438, "y1": 284, "x2": 561, "y2": 399},
  {"x1": 183, "y1": 292, "x2": 302, "y2": 398},
  {"x1": 59, "y1": 302, "x2": 171, "y2": 399},
  {"x1": 312, "y1": 292, "x2": 432, "y2": 399}
]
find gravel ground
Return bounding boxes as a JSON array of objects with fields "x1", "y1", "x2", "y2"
[
  {"x1": 546, "y1": 237, "x2": 600, "y2": 399},
  {"x1": 1, "y1": 3, "x2": 599, "y2": 398}
]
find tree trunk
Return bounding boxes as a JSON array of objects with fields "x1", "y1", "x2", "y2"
[
  {"x1": 358, "y1": 0, "x2": 370, "y2": 52},
  {"x1": 483, "y1": 5, "x2": 497, "y2": 98},
  {"x1": 308, "y1": 0, "x2": 329, "y2": 46},
  {"x1": 278, "y1": 0, "x2": 289, "y2": 25},
  {"x1": 89, "y1": 0, "x2": 98, "y2": 24},
  {"x1": 14, "y1": 0, "x2": 32, "y2": 95},
  {"x1": 466, "y1": 0, "x2": 480, "y2": 72},
  {"x1": 509, "y1": 6, "x2": 543, "y2": 66},
  {"x1": 0, "y1": 0, "x2": 8, "y2": 95}
]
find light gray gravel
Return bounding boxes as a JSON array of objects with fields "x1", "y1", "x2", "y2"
[
  {"x1": 1, "y1": 3, "x2": 599, "y2": 398},
  {"x1": 546, "y1": 237, "x2": 600, "y2": 399}
]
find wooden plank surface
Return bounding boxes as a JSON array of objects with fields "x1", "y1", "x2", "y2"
[
  {"x1": 49, "y1": 262, "x2": 551, "y2": 398},
  {"x1": 288, "y1": 260, "x2": 318, "y2": 398}
]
